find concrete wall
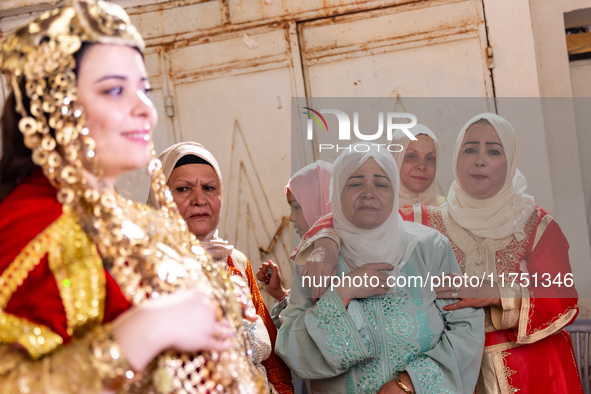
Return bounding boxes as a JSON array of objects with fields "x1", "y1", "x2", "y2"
[{"x1": 529, "y1": 0, "x2": 591, "y2": 316}]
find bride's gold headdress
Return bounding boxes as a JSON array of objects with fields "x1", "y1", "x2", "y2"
[{"x1": 0, "y1": 1, "x2": 263, "y2": 393}]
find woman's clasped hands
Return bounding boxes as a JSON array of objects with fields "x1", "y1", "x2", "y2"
[
  {"x1": 334, "y1": 262, "x2": 394, "y2": 307},
  {"x1": 433, "y1": 273, "x2": 502, "y2": 311}
]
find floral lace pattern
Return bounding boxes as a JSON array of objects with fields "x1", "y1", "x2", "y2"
[
  {"x1": 408, "y1": 356, "x2": 453, "y2": 394},
  {"x1": 316, "y1": 296, "x2": 366, "y2": 370},
  {"x1": 357, "y1": 289, "x2": 421, "y2": 394}
]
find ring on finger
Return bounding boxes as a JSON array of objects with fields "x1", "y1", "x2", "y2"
[
  {"x1": 213, "y1": 325, "x2": 224, "y2": 340},
  {"x1": 452, "y1": 285, "x2": 461, "y2": 299}
]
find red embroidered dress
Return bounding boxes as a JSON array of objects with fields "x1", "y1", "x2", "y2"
[{"x1": 0, "y1": 170, "x2": 132, "y2": 391}]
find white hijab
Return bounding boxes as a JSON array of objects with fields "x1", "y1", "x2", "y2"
[
  {"x1": 447, "y1": 113, "x2": 536, "y2": 241},
  {"x1": 331, "y1": 143, "x2": 406, "y2": 270},
  {"x1": 146, "y1": 141, "x2": 234, "y2": 260},
  {"x1": 391, "y1": 124, "x2": 439, "y2": 208}
]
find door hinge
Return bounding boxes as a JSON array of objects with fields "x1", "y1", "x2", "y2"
[
  {"x1": 487, "y1": 46, "x2": 494, "y2": 69},
  {"x1": 165, "y1": 96, "x2": 175, "y2": 118}
]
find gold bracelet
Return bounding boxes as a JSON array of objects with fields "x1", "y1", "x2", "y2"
[{"x1": 395, "y1": 376, "x2": 415, "y2": 394}]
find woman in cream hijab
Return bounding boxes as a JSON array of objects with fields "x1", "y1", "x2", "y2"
[
  {"x1": 406, "y1": 113, "x2": 582, "y2": 394},
  {"x1": 391, "y1": 124, "x2": 444, "y2": 208},
  {"x1": 147, "y1": 142, "x2": 294, "y2": 394},
  {"x1": 276, "y1": 144, "x2": 484, "y2": 394}
]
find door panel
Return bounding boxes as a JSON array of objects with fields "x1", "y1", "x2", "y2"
[
  {"x1": 164, "y1": 24, "x2": 306, "y2": 306},
  {"x1": 298, "y1": 0, "x2": 495, "y2": 191}
]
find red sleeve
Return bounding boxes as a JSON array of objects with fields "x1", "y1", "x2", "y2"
[
  {"x1": 103, "y1": 271, "x2": 133, "y2": 323},
  {"x1": 298, "y1": 214, "x2": 334, "y2": 246},
  {"x1": 245, "y1": 261, "x2": 294, "y2": 394},
  {"x1": 0, "y1": 171, "x2": 62, "y2": 273},
  {"x1": 0, "y1": 172, "x2": 69, "y2": 340},
  {"x1": 0, "y1": 171, "x2": 131, "y2": 345},
  {"x1": 507, "y1": 219, "x2": 579, "y2": 343},
  {"x1": 399, "y1": 205, "x2": 416, "y2": 222}
]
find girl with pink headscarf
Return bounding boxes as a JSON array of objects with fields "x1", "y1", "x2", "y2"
[{"x1": 256, "y1": 160, "x2": 332, "y2": 326}]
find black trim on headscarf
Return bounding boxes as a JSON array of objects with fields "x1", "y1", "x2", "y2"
[{"x1": 173, "y1": 154, "x2": 213, "y2": 169}]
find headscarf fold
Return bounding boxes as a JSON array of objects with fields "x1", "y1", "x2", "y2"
[
  {"x1": 147, "y1": 141, "x2": 234, "y2": 259},
  {"x1": 331, "y1": 143, "x2": 406, "y2": 270},
  {"x1": 447, "y1": 113, "x2": 535, "y2": 241},
  {"x1": 284, "y1": 160, "x2": 332, "y2": 228},
  {"x1": 391, "y1": 124, "x2": 439, "y2": 208}
]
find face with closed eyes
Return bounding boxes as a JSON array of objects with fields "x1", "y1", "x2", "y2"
[
  {"x1": 456, "y1": 123, "x2": 508, "y2": 199},
  {"x1": 340, "y1": 158, "x2": 395, "y2": 230},
  {"x1": 399, "y1": 134, "x2": 437, "y2": 193},
  {"x1": 168, "y1": 163, "x2": 222, "y2": 240}
]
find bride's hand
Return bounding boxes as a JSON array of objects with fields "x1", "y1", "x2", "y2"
[
  {"x1": 113, "y1": 289, "x2": 235, "y2": 372},
  {"x1": 336, "y1": 263, "x2": 393, "y2": 307}
]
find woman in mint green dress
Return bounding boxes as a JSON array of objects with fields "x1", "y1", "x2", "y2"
[{"x1": 276, "y1": 144, "x2": 484, "y2": 394}]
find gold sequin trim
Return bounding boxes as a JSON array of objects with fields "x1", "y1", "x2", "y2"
[
  {"x1": 492, "y1": 350, "x2": 520, "y2": 393},
  {"x1": 47, "y1": 210, "x2": 105, "y2": 336},
  {"x1": 532, "y1": 214, "x2": 553, "y2": 251},
  {"x1": 436, "y1": 194, "x2": 447, "y2": 206},
  {"x1": 89, "y1": 324, "x2": 135, "y2": 383},
  {"x1": 0, "y1": 226, "x2": 53, "y2": 309},
  {"x1": 0, "y1": 312, "x2": 63, "y2": 360},
  {"x1": 0, "y1": 208, "x2": 105, "y2": 357}
]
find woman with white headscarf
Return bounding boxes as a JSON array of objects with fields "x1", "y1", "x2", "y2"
[
  {"x1": 419, "y1": 113, "x2": 582, "y2": 394},
  {"x1": 275, "y1": 144, "x2": 484, "y2": 394},
  {"x1": 299, "y1": 113, "x2": 582, "y2": 393},
  {"x1": 147, "y1": 142, "x2": 294, "y2": 394},
  {"x1": 391, "y1": 124, "x2": 445, "y2": 208}
]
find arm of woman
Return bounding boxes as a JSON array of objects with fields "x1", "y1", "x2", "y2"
[
  {"x1": 275, "y1": 263, "x2": 378, "y2": 380},
  {"x1": 500, "y1": 218, "x2": 578, "y2": 344},
  {"x1": 405, "y1": 237, "x2": 485, "y2": 394},
  {"x1": 243, "y1": 258, "x2": 294, "y2": 394},
  {"x1": 1, "y1": 290, "x2": 236, "y2": 393}
]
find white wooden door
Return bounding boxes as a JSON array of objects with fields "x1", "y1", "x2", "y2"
[
  {"x1": 158, "y1": 23, "x2": 306, "y2": 306},
  {"x1": 297, "y1": 0, "x2": 496, "y2": 192},
  {"x1": 111, "y1": 0, "x2": 498, "y2": 307}
]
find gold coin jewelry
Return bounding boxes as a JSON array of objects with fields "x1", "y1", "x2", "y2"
[{"x1": 0, "y1": 1, "x2": 264, "y2": 393}]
